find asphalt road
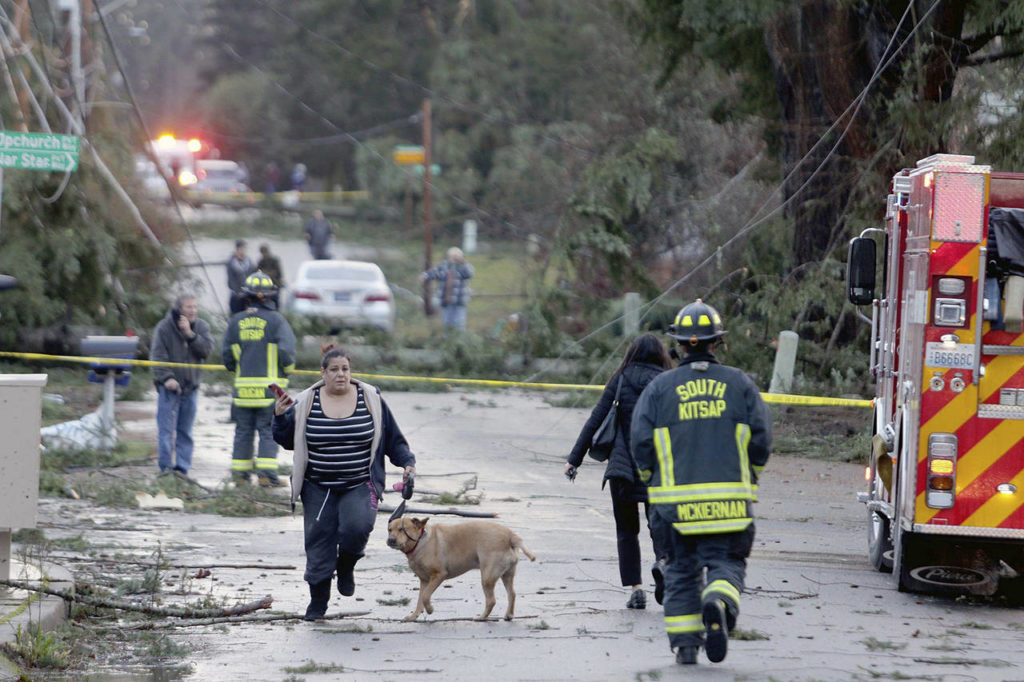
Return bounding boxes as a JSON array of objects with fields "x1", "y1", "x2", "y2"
[{"x1": 26, "y1": 388, "x2": 1024, "y2": 681}]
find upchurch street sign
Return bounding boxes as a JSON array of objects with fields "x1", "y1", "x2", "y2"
[{"x1": 0, "y1": 131, "x2": 79, "y2": 172}]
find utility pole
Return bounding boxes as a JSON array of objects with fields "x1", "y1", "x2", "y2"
[{"x1": 422, "y1": 98, "x2": 434, "y2": 316}]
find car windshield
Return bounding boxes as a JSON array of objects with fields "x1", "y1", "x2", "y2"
[{"x1": 305, "y1": 266, "x2": 380, "y2": 282}]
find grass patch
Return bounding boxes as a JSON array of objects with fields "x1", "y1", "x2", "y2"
[
  {"x1": 191, "y1": 483, "x2": 292, "y2": 517},
  {"x1": 770, "y1": 405, "x2": 871, "y2": 463},
  {"x1": 860, "y1": 637, "x2": 906, "y2": 651},
  {"x1": 731, "y1": 628, "x2": 770, "y2": 641},
  {"x1": 376, "y1": 597, "x2": 410, "y2": 606},
  {"x1": 11, "y1": 528, "x2": 46, "y2": 545},
  {"x1": 0, "y1": 624, "x2": 73, "y2": 669},
  {"x1": 284, "y1": 659, "x2": 347, "y2": 674},
  {"x1": 41, "y1": 438, "x2": 151, "y2": 473},
  {"x1": 51, "y1": 534, "x2": 92, "y2": 553}
]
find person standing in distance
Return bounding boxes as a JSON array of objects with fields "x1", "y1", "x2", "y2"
[
  {"x1": 303, "y1": 210, "x2": 333, "y2": 260},
  {"x1": 226, "y1": 239, "x2": 256, "y2": 314},
  {"x1": 150, "y1": 294, "x2": 214, "y2": 476},
  {"x1": 631, "y1": 300, "x2": 771, "y2": 666},
  {"x1": 222, "y1": 272, "x2": 297, "y2": 486},
  {"x1": 257, "y1": 243, "x2": 286, "y2": 292},
  {"x1": 419, "y1": 247, "x2": 474, "y2": 331},
  {"x1": 563, "y1": 333, "x2": 673, "y2": 610}
]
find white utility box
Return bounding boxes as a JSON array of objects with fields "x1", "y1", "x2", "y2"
[{"x1": 0, "y1": 374, "x2": 48, "y2": 582}]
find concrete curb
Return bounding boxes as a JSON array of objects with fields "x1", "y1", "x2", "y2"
[{"x1": 0, "y1": 558, "x2": 73, "y2": 651}]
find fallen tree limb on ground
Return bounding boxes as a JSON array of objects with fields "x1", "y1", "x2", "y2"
[
  {"x1": 378, "y1": 505, "x2": 497, "y2": 518},
  {"x1": 102, "y1": 610, "x2": 372, "y2": 629},
  {"x1": 44, "y1": 555, "x2": 296, "y2": 571},
  {"x1": 0, "y1": 578, "x2": 272, "y2": 618}
]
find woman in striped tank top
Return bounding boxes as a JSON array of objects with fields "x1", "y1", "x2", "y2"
[{"x1": 273, "y1": 346, "x2": 417, "y2": 621}]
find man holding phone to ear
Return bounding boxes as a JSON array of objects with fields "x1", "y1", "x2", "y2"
[{"x1": 150, "y1": 294, "x2": 214, "y2": 476}]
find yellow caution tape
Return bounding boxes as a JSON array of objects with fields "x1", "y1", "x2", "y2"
[
  {"x1": 0, "y1": 350, "x2": 872, "y2": 407},
  {"x1": 182, "y1": 189, "x2": 370, "y2": 202},
  {"x1": 761, "y1": 393, "x2": 872, "y2": 408}
]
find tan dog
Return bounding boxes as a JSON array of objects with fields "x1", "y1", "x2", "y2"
[{"x1": 386, "y1": 517, "x2": 536, "y2": 621}]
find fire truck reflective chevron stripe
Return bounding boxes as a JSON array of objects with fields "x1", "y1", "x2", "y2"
[{"x1": 915, "y1": 218, "x2": 1024, "y2": 529}]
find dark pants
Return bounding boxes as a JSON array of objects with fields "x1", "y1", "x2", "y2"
[
  {"x1": 231, "y1": 405, "x2": 278, "y2": 480},
  {"x1": 300, "y1": 479, "x2": 379, "y2": 584},
  {"x1": 651, "y1": 505, "x2": 755, "y2": 649},
  {"x1": 609, "y1": 478, "x2": 667, "y2": 586}
]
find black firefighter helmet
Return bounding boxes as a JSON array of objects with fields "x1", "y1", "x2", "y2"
[
  {"x1": 666, "y1": 299, "x2": 727, "y2": 345},
  {"x1": 241, "y1": 270, "x2": 277, "y2": 302}
]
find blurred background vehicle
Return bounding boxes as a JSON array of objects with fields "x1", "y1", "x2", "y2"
[
  {"x1": 180, "y1": 159, "x2": 250, "y2": 194},
  {"x1": 134, "y1": 155, "x2": 172, "y2": 202},
  {"x1": 287, "y1": 260, "x2": 395, "y2": 333}
]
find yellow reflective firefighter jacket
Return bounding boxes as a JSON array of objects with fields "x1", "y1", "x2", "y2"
[
  {"x1": 630, "y1": 352, "x2": 771, "y2": 535},
  {"x1": 221, "y1": 302, "x2": 296, "y2": 408}
]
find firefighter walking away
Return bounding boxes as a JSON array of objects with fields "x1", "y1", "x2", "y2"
[{"x1": 631, "y1": 299, "x2": 772, "y2": 665}]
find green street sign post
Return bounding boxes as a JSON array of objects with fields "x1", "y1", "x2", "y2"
[
  {"x1": 0, "y1": 131, "x2": 79, "y2": 172},
  {"x1": 0, "y1": 131, "x2": 81, "y2": 236}
]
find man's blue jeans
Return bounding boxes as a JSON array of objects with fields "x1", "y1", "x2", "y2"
[
  {"x1": 441, "y1": 305, "x2": 467, "y2": 331},
  {"x1": 156, "y1": 386, "x2": 198, "y2": 472}
]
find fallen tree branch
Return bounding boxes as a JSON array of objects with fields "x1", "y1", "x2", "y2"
[
  {"x1": 44, "y1": 555, "x2": 296, "y2": 571},
  {"x1": 0, "y1": 578, "x2": 272, "y2": 618},
  {"x1": 378, "y1": 505, "x2": 497, "y2": 518},
  {"x1": 105, "y1": 610, "x2": 372, "y2": 629}
]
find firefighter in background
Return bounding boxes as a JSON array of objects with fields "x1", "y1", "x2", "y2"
[
  {"x1": 222, "y1": 271, "x2": 297, "y2": 487},
  {"x1": 631, "y1": 300, "x2": 771, "y2": 665}
]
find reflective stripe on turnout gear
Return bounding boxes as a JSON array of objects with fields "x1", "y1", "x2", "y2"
[
  {"x1": 665, "y1": 613, "x2": 703, "y2": 635},
  {"x1": 702, "y1": 579, "x2": 741, "y2": 611}
]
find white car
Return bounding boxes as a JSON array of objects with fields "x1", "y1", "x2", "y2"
[
  {"x1": 288, "y1": 260, "x2": 395, "y2": 333},
  {"x1": 182, "y1": 159, "x2": 250, "y2": 194},
  {"x1": 134, "y1": 155, "x2": 171, "y2": 202}
]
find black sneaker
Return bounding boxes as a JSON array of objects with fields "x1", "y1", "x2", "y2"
[
  {"x1": 626, "y1": 589, "x2": 646, "y2": 609},
  {"x1": 675, "y1": 646, "x2": 698, "y2": 665},
  {"x1": 651, "y1": 560, "x2": 666, "y2": 605},
  {"x1": 703, "y1": 599, "x2": 728, "y2": 663}
]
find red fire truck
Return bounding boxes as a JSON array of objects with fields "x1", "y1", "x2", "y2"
[{"x1": 848, "y1": 153, "x2": 1024, "y2": 595}]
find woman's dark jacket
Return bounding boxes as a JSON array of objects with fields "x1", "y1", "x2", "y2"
[{"x1": 568, "y1": 361, "x2": 666, "y2": 486}]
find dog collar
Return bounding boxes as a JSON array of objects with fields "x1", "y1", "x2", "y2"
[{"x1": 403, "y1": 527, "x2": 426, "y2": 555}]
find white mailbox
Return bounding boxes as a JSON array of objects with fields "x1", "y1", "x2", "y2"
[{"x1": 0, "y1": 374, "x2": 47, "y2": 583}]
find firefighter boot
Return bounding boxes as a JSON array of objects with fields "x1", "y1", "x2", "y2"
[
  {"x1": 675, "y1": 646, "x2": 698, "y2": 665},
  {"x1": 702, "y1": 599, "x2": 729, "y2": 663},
  {"x1": 336, "y1": 551, "x2": 361, "y2": 596},
  {"x1": 304, "y1": 579, "x2": 331, "y2": 621}
]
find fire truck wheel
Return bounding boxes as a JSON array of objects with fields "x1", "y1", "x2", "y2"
[{"x1": 867, "y1": 509, "x2": 893, "y2": 573}]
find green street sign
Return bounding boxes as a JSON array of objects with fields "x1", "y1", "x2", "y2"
[{"x1": 0, "y1": 131, "x2": 79, "y2": 172}]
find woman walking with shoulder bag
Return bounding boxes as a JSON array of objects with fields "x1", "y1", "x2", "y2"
[{"x1": 563, "y1": 333, "x2": 674, "y2": 609}]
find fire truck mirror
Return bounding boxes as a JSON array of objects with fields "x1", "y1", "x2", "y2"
[{"x1": 847, "y1": 237, "x2": 877, "y2": 305}]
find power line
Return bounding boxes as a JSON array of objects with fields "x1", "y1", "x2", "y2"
[
  {"x1": 251, "y1": 0, "x2": 595, "y2": 159},
  {"x1": 93, "y1": 0, "x2": 228, "y2": 321},
  {"x1": 525, "y1": 0, "x2": 939, "y2": 382}
]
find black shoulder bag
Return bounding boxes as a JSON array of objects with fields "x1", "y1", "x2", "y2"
[{"x1": 588, "y1": 375, "x2": 623, "y2": 462}]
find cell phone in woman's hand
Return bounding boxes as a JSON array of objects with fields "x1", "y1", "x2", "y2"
[{"x1": 269, "y1": 383, "x2": 293, "y2": 406}]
